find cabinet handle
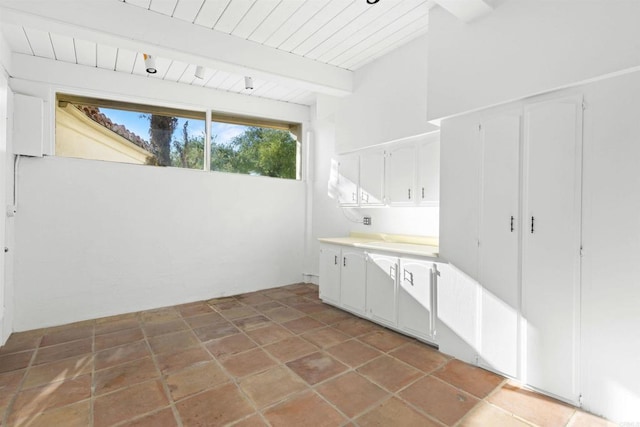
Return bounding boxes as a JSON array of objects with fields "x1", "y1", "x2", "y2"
[
  {"x1": 403, "y1": 269, "x2": 414, "y2": 285},
  {"x1": 510, "y1": 216, "x2": 514, "y2": 232},
  {"x1": 408, "y1": 188, "x2": 411, "y2": 200},
  {"x1": 343, "y1": 257, "x2": 346, "y2": 267},
  {"x1": 334, "y1": 255, "x2": 338, "y2": 265},
  {"x1": 352, "y1": 192, "x2": 356, "y2": 202},
  {"x1": 531, "y1": 216, "x2": 535, "y2": 234},
  {"x1": 421, "y1": 187, "x2": 425, "y2": 199},
  {"x1": 390, "y1": 264, "x2": 397, "y2": 279}
]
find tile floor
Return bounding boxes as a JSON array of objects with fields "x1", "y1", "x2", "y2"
[{"x1": 0, "y1": 283, "x2": 615, "y2": 427}]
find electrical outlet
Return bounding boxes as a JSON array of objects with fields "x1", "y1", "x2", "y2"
[{"x1": 363, "y1": 216, "x2": 372, "y2": 226}]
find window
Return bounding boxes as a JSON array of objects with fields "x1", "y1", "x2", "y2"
[{"x1": 55, "y1": 94, "x2": 301, "y2": 180}]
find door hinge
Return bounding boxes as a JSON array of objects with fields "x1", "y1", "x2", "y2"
[
  {"x1": 582, "y1": 100, "x2": 587, "y2": 111},
  {"x1": 478, "y1": 123, "x2": 482, "y2": 132},
  {"x1": 578, "y1": 394, "x2": 583, "y2": 407},
  {"x1": 580, "y1": 246, "x2": 584, "y2": 257}
]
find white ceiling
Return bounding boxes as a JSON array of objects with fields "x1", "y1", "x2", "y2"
[{"x1": 0, "y1": 0, "x2": 434, "y2": 106}]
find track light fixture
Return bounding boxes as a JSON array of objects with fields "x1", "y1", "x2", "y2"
[
  {"x1": 143, "y1": 54, "x2": 157, "y2": 74},
  {"x1": 245, "y1": 76, "x2": 253, "y2": 90},
  {"x1": 194, "y1": 65, "x2": 204, "y2": 79}
]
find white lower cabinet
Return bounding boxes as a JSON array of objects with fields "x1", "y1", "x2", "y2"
[
  {"x1": 320, "y1": 243, "x2": 439, "y2": 346},
  {"x1": 365, "y1": 253, "x2": 398, "y2": 327},
  {"x1": 398, "y1": 258, "x2": 436, "y2": 342}
]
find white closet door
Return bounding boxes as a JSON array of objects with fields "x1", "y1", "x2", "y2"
[
  {"x1": 478, "y1": 112, "x2": 521, "y2": 378},
  {"x1": 522, "y1": 97, "x2": 582, "y2": 403}
]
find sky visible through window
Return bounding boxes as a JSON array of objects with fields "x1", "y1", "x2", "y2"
[{"x1": 101, "y1": 107, "x2": 248, "y2": 144}]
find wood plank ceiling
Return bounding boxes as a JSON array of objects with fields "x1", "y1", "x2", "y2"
[{"x1": 1, "y1": 0, "x2": 432, "y2": 106}]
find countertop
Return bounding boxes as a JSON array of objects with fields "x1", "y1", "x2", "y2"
[{"x1": 319, "y1": 232, "x2": 439, "y2": 258}]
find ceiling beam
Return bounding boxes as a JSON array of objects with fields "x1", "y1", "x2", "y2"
[
  {"x1": 433, "y1": 0, "x2": 493, "y2": 23},
  {"x1": 0, "y1": 0, "x2": 353, "y2": 97}
]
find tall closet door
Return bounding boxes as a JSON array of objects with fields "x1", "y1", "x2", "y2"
[
  {"x1": 478, "y1": 112, "x2": 521, "y2": 378},
  {"x1": 522, "y1": 97, "x2": 582, "y2": 403}
]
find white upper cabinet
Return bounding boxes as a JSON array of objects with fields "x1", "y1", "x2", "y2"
[
  {"x1": 386, "y1": 144, "x2": 416, "y2": 205},
  {"x1": 417, "y1": 139, "x2": 440, "y2": 205},
  {"x1": 359, "y1": 150, "x2": 385, "y2": 206},
  {"x1": 336, "y1": 154, "x2": 359, "y2": 206}
]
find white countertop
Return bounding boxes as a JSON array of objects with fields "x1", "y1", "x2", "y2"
[{"x1": 319, "y1": 233, "x2": 439, "y2": 258}]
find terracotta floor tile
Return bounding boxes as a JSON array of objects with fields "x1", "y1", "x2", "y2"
[
  {"x1": 139, "y1": 307, "x2": 181, "y2": 323},
  {"x1": 357, "y1": 355, "x2": 423, "y2": 392},
  {"x1": 332, "y1": 318, "x2": 379, "y2": 337},
  {"x1": 94, "y1": 327, "x2": 144, "y2": 351},
  {"x1": 96, "y1": 312, "x2": 138, "y2": 323},
  {"x1": 183, "y1": 312, "x2": 226, "y2": 329},
  {"x1": 94, "y1": 318, "x2": 140, "y2": 336},
  {"x1": 459, "y1": 402, "x2": 531, "y2": 427},
  {"x1": 263, "y1": 336, "x2": 318, "y2": 363},
  {"x1": 221, "y1": 348, "x2": 277, "y2": 378},
  {"x1": 33, "y1": 339, "x2": 92, "y2": 365},
  {"x1": 326, "y1": 339, "x2": 382, "y2": 368},
  {"x1": 282, "y1": 316, "x2": 325, "y2": 334},
  {"x1": 389, "y1": 342, "x2": 449, "y2": 373},
  {"x1": 356, "y1": 397, "x2": 440, "y2": 427},
  {"x1": 0, "y1": 350, "x2": 34, "y2": 373},
  {"x1": 246, "y1": 324, "x2": 294, "y2": 346},
  {"x1": 9, "y1": 375, "x2": 91, "y2": 424},
  {"x1": 94, "y1": 357, "x2": 159, "y2": 395},
  {"x1": 205, "y1": 333, "x2": 257, "y2": 359},
  {"x1": 286, "y1": 351, "x2": 348, "y2": 385},
  {"x1": 177, "y1": 302, "x2": 215, "y2": 318},
  {"x1": 93, "y1": 380, "x2": 169, "y2": 427},
  {"x1": 219, "y1": 306, "x2": 260, "y2": 320},
  {"x1": 233, "y1": 315, "x2": 272, "y2": 331},
  {"x1": 148, "y1": 330, "x2": 199, "y2": 355},
  {"x1": 301, "y1": 327, "x2": 350, "y2": 348},
  {"x1": 567, "y1": 410, "x2": 619, "y2": 427},
  {"x1": 143, "y1": 319, "x2": 189, "y2": 337},
  {"x1": 290, "y1": 302, "x2": 329, "y2": 314},
  {"x1": 264, "y1": 390, "x2": 346, "y2": 427},
  {"x1": 208, "y1": 298, "x2": 244, "y2": 311},
  {"x1": 489, "y1": 383, "x2": 576, "y2": 427},
  {"x1": 317, "y1": 371, "x2": 389, "y2": 418},
  {"x1": 239, "y1": 366, "x2": 307, "y2": 408},
  {"x1": 279, "y1": 296, "x2": 308, "y2": 307},
  {"x1": 309, "y1": 308, "x2": 353, "y2": 325},
  {"x1": 264, "y1": 289, "x2": 298, "y2": 300},
  {"x1": 264, "y1": 307, "x2": 305, "y2": 323},
  {"x1": 400, "y1": 375, "x2": 480, "y2": 425},
  {"x1": 0, "y1": 332, "x2": 42, "y2": 355},
  {"x1": 193, "y1": 321, "x2": 240, "y2": 341},
  {"x1": 94, "y1": 340, "x2": 150, "y2": 370},
  {"x1": 359, "y1": 329, "x2": 412, "y2": 352},
  {"x1": 16, "y1": 400, "x2": 91, "y2": 427},
  {"x1": 0, "y1": 370, "x2": 24, "y2": 396},
  {"x1": 119, "y1": 408, "x2": 179, "y2": 427},
  {"x1": 165, "y1": 361, "x2": 229, "y2": 401},
  {"x1": 156, "y1": 345, "x2": 212, "y2": 374},
  {"x1": 176, "y1": 382, "x2": 254, "y2": 426},
  {"x1": 232, "y1": 413, "x2": 268, "y2": 427},
  {"x1": 40, "y1": 324, "x2": 94, "y2": 347},
  {"x1": 236, "y1": 292, "x2": 273, "y2": 306},
  {"x1": 23, "y1": 354, "x2": 93, "y2": 389},
  {"x1": 253, "y1": 301, "x2": 283, "y2": 313},
  {"x1": 433, "y1": 359, "x2": 504, "y2": 398}
]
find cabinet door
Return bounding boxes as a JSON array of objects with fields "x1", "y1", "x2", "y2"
[
  {"x1": 360, "y1": 150, "x2": 385, "y2": 206},
  {"x1": 522, "y1": 97, "x2": 582, "y2": 403},
  {"x1": 386, "y1": 144, "x2": 416, "y2": 205},
  {"x1": 366, "y1": 253, "x2": 398, "y2": 326},
  {"x1": 417, "y1": 139, "x2": 440, "y2": 205},
  {"x1": 398, "y1": 258, "x2": 434, "y2": 341},
  {"x1": 319, "y1": 245, "x2": 341, "y2": 305},
  {"x1": 477, "y1": 112, "x2": 521, "y2": 378},
  {"x1": 337, "y1": 154, "x2": 359, "y2": 206},
  {"x1": 340, "y1": 249, "x2": 367, "y2": 315}
]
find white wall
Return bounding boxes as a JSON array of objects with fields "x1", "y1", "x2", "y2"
[
  {"x1": 336, "y1": 34, "x2": 439, "y2": 152},
  {"x1": 427, "y1": 0, "x2": 640, "y2": 120},
  {"x1": 9, "y1": 54, "x2": 309, "y2": 331},
  {"x1": 14, "y1": 157, "x2": 305, "y2": 331}
]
